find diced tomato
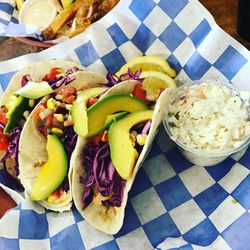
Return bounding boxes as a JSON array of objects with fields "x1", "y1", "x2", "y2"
[
  {"x1": 159, "y1": 88, "x2": 165, "y2": 95},
  {"x1": 32, "y1": 103, "x2": 46, "y2": 120},
  {"x1": 43, "y1": 67, "x2": 62, "y2": 81},
  {"x1": 51, "y1": 117, "x2": 63, "y2": 129},
  {"x1": 0, "y1": 133, "x2": 9, "y2": 150},
  {"x1": 132, "y1": 84, "x2": 149, "y2": 105},
  {"x1": 59, "y1": 87, "x2": 76, "y2": 96},
  {"x1": 51, "y1": 188, "x2": 61, "y2": 199},
  {"x1": 87, "y1": 97, "x2": 98, "y2": 108},
  {"x1": 44, "y1": 114, "x2": 54, "y2": 129},
  {"x1": 38, "y1": 126, "x2": 48, "y2": 138},
  {"x1": 0, "y1": 113, "x2": 8, "y2": 126},
  {"x1": 92, "y1": 134, "x2": 102, "y2": 145}
]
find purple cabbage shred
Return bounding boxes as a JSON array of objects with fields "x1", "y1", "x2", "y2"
[
  {"x1": 60, "y1": 126, "x2": 77, "y2": 160},
  {"x1": 141, "y1": 120, "x2": 151, "y2": 135},
  {"x1": 21, "y1": 75, "x2": 32, "y2": 87},
  {"x1": 0, "y1": 122, "x2": 5, "y2": 130},
  {"x1": 0, "y1": 127, "x2": 21, "y2": 176},
  {"x1": 60, "y1": 177, "x2": 70, "y2": 192},
  {"x1": 100, "y1": 68, "x2": 144, "y2": 88},
  {"x1": 48, "y1": 66, "x2": 80, "y2": 90},
  {"x1": 66, "y1": 66, "x2": 79, "y2": 75},
  {"x1": 48, "y1": 75, "x2": 76, "y2": 90},
  {"x1": 0, "y1": 126, "x2": 23, "y2": 191},
  {"x1": 2, "y1": 161, "x2": 23, "y2": 191},
  {"x1": 81, "y1": 142, "x2": 125, "y2": 209}
]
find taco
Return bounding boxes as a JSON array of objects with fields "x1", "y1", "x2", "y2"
[
  {"x1": 71, "y1": 73, "x2": 175, "y2": 234},
  {"x1": 18, "y1": 68, "x2": 109, "y2": 212},
  {"x1": 0, "y1": 60, "x2": 86, "y2": 190}
]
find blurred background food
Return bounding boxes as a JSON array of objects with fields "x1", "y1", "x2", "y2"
[{"x1": 16, "y1": 0, "x2": 119, "y2": 40}]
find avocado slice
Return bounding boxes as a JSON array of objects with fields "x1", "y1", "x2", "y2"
[
  {"x1": 30, "y1": 133, "x2": 68, "y2": 201},
  {"x1": 105, "y1": 112, "x2": 127, "y2": 126},
  {"x1": 72, "y1": 87, "x2": 108, "y2": 137},
  {"x1": 4, "y1": 96, "x2": 29, "y2": 133},
  {"x1": 87, "y1": 94, "x2": 149, "y2": 137},
  {"x1": 109, "y1": 110, "x2": 153, "y2": 180},
  {"x1": 15, "y1": 81, "x2": 54, "y2": 99}
]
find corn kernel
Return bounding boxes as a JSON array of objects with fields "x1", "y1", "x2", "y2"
[
  {"x1": 29, "y1": 99, "x2": 35, "y2": 108},
  {"x1": 5, "y1": 103, "x2": 11, "y2": 110},
  {"x1": 54, "y1": 113, "x2": 64, "y2": 123},
  {"x1": 23, "y1": 110, "x2": 30, "y2": 120},
  {"x1": 55, "y1": 101, "x2": 61, "y2": 106},
  {"x1": 47, "y1": 190, "x2": 68, "y2": 204},
  {"x1": 51, "y1": 127, "x2": 63, "y2": 134},
  {"x1": 134, "y1": 149, "x2": 139, "y2": 159},
  {"x1": 9, "y1": 95, "x2": 17, "y2": 102},
  {"x1": 129, "y1": 133, "x2": 136, "y2": 142},
  {"x1": 64, "y1": 120, "x2": 74, "y2": 127},
  {"x1": 136, "y1": 134, "x2": 147, "y2": 146},
  {"x1": 114, "y1": 207, "x2": 121, "y2": 213},
  {"x1": 93, "y1": 192, "x2": 110, "y2": 205},
  {"x1": 101, "y1": 130, "x2": 108, "y2": 142},
  {"x1": 55, "y1": 191, "x2": 67, "y2": 203},
  {"x1": 47, "y1": 98, "x2": 56, "y2": 110},
  {"x1": 5, "y1": 95, "x2": 17, "y2": 110},
  {"x1": 129, "y1": 133, "x2": 136, "y2": 147},
  {"x1": 56, "y1": 73, "x2": 65, "y2": 78},
  {"x1": 47, "y1": 195, "x2": 56, "y2": 203},
  {"x1": 55, "y1": 94, "x2": 63, "y2": 100},
  {"x1": 131, "y1": 131, "x2": 137, "y2": 137},
  {"x1": 65, "y1": 104, "x2": 72, "y2": 111}
]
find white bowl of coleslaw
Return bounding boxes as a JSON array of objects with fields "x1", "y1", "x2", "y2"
[{"x1": 163, "y1": 81, "x2": 250, "y2": 166}]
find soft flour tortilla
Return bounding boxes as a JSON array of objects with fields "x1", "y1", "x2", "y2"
[
  {"x1": 18, "y1": 70, "x2": 107, "y2": 212},
  {"x1": 71, "y1": 80, "x2": 174, "y2": 234},
  {"x1": 0, "y1": 60, "x2": 86, "y2": 177},
  {"x1": 0, "y1": 60, "x2": 86, "y2": 106}
]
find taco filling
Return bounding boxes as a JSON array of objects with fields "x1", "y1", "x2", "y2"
[
  {"x1": 79, "y1": 74, "x2": 165, "y2": 210},
  {"x1": 30, "y1": 82, "x2": 109, "y2": 204},
  {"x1": 81, "y1": 118, "x2": 152, "y2": 209},
  {"x1": 0, "y1": 66, "x2": 81, "y2": 190}
]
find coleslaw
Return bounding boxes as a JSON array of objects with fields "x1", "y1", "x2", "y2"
[{"x1": 167, "y1": 82, "x2": 250, "y2": 153}]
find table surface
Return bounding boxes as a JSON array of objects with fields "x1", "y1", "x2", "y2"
[{"x1": 0, "y1": 0, "x2": 250, "y2": 62}]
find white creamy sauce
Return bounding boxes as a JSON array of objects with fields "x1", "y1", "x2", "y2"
[{"x1": 20, "y1": 0, "x2": 56, "y2": 30}]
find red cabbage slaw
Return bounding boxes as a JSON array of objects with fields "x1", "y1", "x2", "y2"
[
  {"x1": 81, "y1": 142, "x2": 126, "y2": 209},
  {"x1": 0, "y1": 126, "x2": 23, "y2": 190},
  {"x1": 100, "y1": 68, "x2": 143, "y2": 88},
  {"x1": 21, "y1": 66, "x2": 80, "y2": 90},
  {"x1": 81, "y1": 120, "x2": 152, "y2": 209}
]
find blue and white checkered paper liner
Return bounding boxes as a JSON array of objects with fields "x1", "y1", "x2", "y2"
[
  {"x1": 0, "y1": 0, "x2": 42, "y2": 40},
  {"x1": 1, "y1": 0, "x2": 250, "y2": 249}
]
